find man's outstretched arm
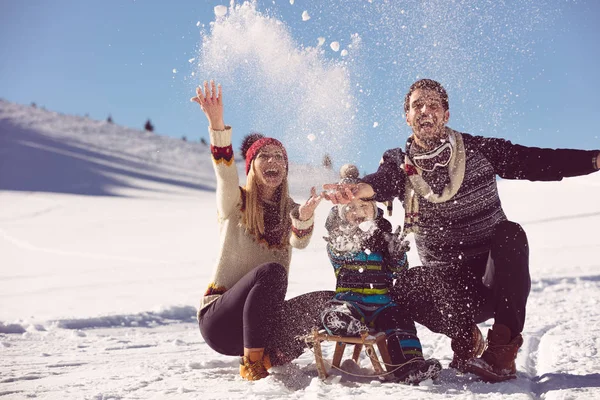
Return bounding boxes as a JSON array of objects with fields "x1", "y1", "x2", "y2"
[
  {"x1": 322, "y1": 182, "x2": 374, "y2": 204},
  {"x1": 322, "y1": 148, "x2": 406, "y2": 204},
  {"x1": 471, "y1": 135, "x2": 600, "y2": 181}
]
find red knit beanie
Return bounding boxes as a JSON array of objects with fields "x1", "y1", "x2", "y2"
[{"x1": 245, "y1": 137, "x2": 288, "y2": 175}]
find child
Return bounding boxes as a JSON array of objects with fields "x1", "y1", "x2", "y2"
[{"x1": 320, "y1": 164, "x2": 442, "y2": 384}]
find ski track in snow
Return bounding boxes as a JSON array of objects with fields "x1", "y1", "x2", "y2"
[{"x1": 1, "y1": 101, "x2": 600, "y2": 398}]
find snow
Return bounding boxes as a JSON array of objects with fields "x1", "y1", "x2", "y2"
[
  {"x1": 1, "y1": 100, "x2": 600, "y2": 399},
  {"x1": 197, "y1": 1, "x2": 355, "y2": 166},
  {"x1": 330, "y1": 41, "x2": 340, "y2": 52},
  {"x1": 214, "y1": 5, "x2": 228, "y2": 17},
  {"x1": 302, "y1": 11, "x2": 310, "y2": 21}
]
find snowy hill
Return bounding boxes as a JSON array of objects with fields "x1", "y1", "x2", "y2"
[
  {"x1": 0, "y1": 100, "x2": 215, "y2": 197},
  {"x1": 1, "y1": 100, "x2": 599, "y2": 399}
]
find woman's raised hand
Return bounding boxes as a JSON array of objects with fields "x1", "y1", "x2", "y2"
[
  {"x1": 191, "y1": 80, "x2": 225, "y2": 131},
  {"x1": 298, "y1": 187, "x2": 323, "y2": 221}
]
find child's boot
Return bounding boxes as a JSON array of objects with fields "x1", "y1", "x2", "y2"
[
  {"x1": 387, "y1": 329, "x2": 442, "y2": 384},
  {"x1": 321, "y1": 306, "x2": 367, "y2": 337},
  {"x1": 393, "y1": 357, "x2": 442, "y2": 384}
]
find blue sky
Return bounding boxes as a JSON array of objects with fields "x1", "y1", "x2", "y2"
[{"x1": 1, "y1": 0, "x2": 599, "y2": 174}]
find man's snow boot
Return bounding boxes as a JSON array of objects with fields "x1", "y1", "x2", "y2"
[
  {"x1": 239, "y1": 349, "x2": 272, "y2": 381},
  {"x1": 449, "y1": 324, "x2": 486, "y2": 372},
  {"x1": 465, "y1": 323, "x2": 523, "y2": 382},
  {"x1": 392, "y1": 358, "x2": 442, "y2": 385}
]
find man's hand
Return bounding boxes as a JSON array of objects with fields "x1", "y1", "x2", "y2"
[
  {"x1": 298, "y1": 187, "x2": 323, "y2": 221},
  {"x1": 321, "y1": 182, "x2": 375, "y2": 204},
  {"x1": 190, "y1": 80, "x2": 225, "y2": 131}
]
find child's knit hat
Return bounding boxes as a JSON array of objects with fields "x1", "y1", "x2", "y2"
[
  {"x1": 338, "y1": 163, "x2": 361, "y2": 184},
  {"x1": 337, "y1": 164, "x2": 377, "y2": 221}
]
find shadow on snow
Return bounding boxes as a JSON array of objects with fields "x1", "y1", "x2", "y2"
[{"x1": 0, "y1": 120, "x2": 214, "y2": 197}]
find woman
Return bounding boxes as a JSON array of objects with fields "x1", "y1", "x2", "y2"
[{"x1": 191, "y1": 81, "x2": 332, "y2": 381}]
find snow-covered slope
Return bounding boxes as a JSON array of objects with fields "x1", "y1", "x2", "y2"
[{"x1": 1, "y1": 101, "x2": 599, "y2": 399}]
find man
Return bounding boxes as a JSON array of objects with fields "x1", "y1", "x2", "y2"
[{"x1": 323, "y1": 79, "x2": 600, "y2": 382}]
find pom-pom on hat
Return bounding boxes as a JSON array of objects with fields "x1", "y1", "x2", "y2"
[
  {"x1": 241, "y1": 133, "x2": 288, "y2": 175},
  {"x1": 240, "y1": 133, "x2": 265, "y2": 160},
  {"x1": 338, "y1": 163, "x2": 361, "y2": 184}
]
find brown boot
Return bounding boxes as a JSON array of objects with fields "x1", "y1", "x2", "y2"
[
  {"x1": 449, "y1": 324, "x2": 486, "y2": 372},
  {"x1": 466, "y1": 324, "x2": 523, "y2": 382},
  {"x1": 239, "y1": 348, "x2": 272, "y2": 381}
]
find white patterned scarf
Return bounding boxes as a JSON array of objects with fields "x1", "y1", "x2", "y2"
[{"x1": 402, "y1": 127, "x2": 466, "y2": 235}]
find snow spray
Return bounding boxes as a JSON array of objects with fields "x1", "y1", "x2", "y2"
[
  {"x1": 194, "y1": 0, "x2": 560, "y2": 171},
  {"x1": 194, "y1": 1, "x2": 358, "y2": 168}
]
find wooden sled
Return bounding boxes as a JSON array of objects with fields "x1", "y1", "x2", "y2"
[{"x1": 307, "y1": 327, "x2": 393, "y2": 380}]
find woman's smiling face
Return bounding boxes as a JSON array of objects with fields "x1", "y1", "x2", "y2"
[{"x1": 253, "y1": 144, "x2": 287, "y2": 189}]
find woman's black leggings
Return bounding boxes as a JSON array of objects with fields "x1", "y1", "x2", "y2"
[{"x1": 199, "y1": 262, "x2": 334, "y2": 363}]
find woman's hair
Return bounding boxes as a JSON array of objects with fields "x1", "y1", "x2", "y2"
[{"x1": 241, "y1": 154, "x2": 291, "y2": 242}]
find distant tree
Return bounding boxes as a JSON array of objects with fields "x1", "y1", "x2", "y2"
[
  {"x1": 144, "y1": 119, "x2": 154, "y2": 132},
  {"x1": 31, "y1": 102, "x2": 37, "y2": 108},
  {"x1": 107, "y1": 114, "x2": 113, "y2": 124},
  {"x1": 200, "y1": 137, "x2": 207, "y2": 146},
  {"x1": 322, "y1": 153, "x2": 333, "y2": 169},
  {"x1": 84, "y1": 113, "x2": 89, "y2": 118},
  {"x1": 182, "y1": 136, "x2": 187, "y2": 142}
]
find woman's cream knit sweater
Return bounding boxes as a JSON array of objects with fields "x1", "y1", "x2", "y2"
[{"x1": 199, "y1": 127, "x2": 314, "y2": 313}]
